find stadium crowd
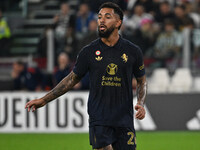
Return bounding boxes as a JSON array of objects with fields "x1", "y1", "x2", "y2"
[{"x1": 0, "y1": 0, "x2": 200, "y2": 91}]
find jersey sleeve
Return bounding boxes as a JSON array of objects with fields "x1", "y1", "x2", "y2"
[
  {"x1": 132, "y1": 46, "x2": 145, "y2": 78},
  {"x1": 73, "y1": 47, "x2": 89, "y2": 78}
]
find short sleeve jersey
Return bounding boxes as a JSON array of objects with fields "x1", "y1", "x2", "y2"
[{"x1": 73, "y1": 36, "x2": 145, "y2": 128}]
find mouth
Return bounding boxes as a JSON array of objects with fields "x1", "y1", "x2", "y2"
[{"x1": 99, "y1": 25, "x2": 106, "y2": 31}]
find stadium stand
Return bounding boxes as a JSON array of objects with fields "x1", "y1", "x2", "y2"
[
  {"x1": 0, "y1": 0, "x2": 200, "y2": 92},
  {"x1": 169, "y1": 68, "x2": 193, "y2": 93},
  {"x1": 10, "y1": 1, "x2": 58, "y2": 56},
  {"x1": 193, "y1": 77, "x2": 200, "y2": 92},
  {"x1": 148, "y1": 68, "x2": 170, "y2": 93}
]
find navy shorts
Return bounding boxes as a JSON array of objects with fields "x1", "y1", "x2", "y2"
[{"x1": 89, "y1": 125, "x2": 136, "y2": 150}]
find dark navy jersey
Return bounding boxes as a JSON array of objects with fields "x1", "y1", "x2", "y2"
[{"x1": 73, "y1": 36, "x2": 145, "y2": 127}]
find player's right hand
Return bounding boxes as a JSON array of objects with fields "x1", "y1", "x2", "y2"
[{"x1": 25, "y1": 99, "x2": 46, "y2": 112}]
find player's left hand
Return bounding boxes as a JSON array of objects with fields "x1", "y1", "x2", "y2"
[{"x1": 135, "y1": 104, "x2": 146, "y2": 120}]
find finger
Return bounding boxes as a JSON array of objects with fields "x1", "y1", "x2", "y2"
[
  {"x1": 136, "y1": 112, "x2": 145, "y2": 120},
  {"x1": 135, "y1": 110, "x2": 142, "y2": 118},
  {"x1": 135, "y1": 108, "x2": 145, "y2": 119},
  {"x1": 137, "y1": 111, "x2": 146, "y2": 119},
  {"x1": 25, "y1": 102, "x2": 31, "y2": 109},
  {"x1": 137, "y1": 115, "x2": 144, "y2": 120},
  {"x1": 136, "y1": 109, "x2": 145, "y2": 118},
  {"x1": 136, "y1": 111, "x2": 142, "y2": 118},
  {"x1": 32, "y1": 105, "x2": 36, "y2": 112},
  {"x1": 135, "y1": 108, "x2": 143, "y2": 114},
  {"x1": 136, "y1": 114, "x2": 142, "y2": 120},
  {"x1": 139, "y1": 113, "x2": 145, "y2": 120},
  {"x1": 28, "y1": 106, "x2": 31, "y2": 112},
  {"x1": 137, "y1": 107, "x2": 145, "y2": 113},
  {"x1": 27, "y1": 103, "x2": 33, "y2": 112}
]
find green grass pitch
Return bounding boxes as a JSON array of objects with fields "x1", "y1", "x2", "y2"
[{"x1": 0, "y1": 131, "x2": 200, "y2": 150}]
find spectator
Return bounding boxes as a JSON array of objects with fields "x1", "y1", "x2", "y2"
[
  {"x1": 53, "y1": 52, "x2": 89, "y2": 90},
  {"x1": 173, "y1": 4, "x2": 193, "y2": 31},
  {"x1": 37, "y1": 26, "x2": 58, "y2": 68},
  {"x1": 73, "y1": 72, "x2": 90, "y2": 90},
  {"x1": 87, "y1": 0, "x2": 127, "y2": 13},
  {"x1": 154, "y1": 19, "x2": 183, "y2": 67},
  {"x1": 11, "y1": 61, "x2": 43, "y2": 91},
  {"x1": 193, "y1": 0, "x2": 200, "y2": 14},
  {"x1": 75, "y1": 3, "x2": 96, "y2": 39},
  {"x1": 0, "y1": 9, "x2": 11, "y2": 56},
  {"x1": 134, "y1": 0, "x2": 155, "y2": 13},
  {"x1": 183, "y1": 1, "x2": 200, "y2": 28},
  {"x1": 78, "y1": 19, "x2": 98, "y2": 52},
  {"x1": 155, "y1": 1, "x2": 175, "y2": 25},
  {"x1": 37, "y1": 26, "x2": 57, "y2": 58},
  {"x1": 149, "y1": 0, "x2": 161, "y2": 17},
  {"x1": 63, "y1": 27, "x2": 78, "y2": 62},
  {"x1": 124, "y1": 4, "x2": 153, "y2": 31},
  {"x1": 53, "y1": 52, "x2": 71, "y2": 85},
  {"x1": 53, "y1": 3, "x2": 75, "y2": 52},
  {"x1": 122, "y1": 18, "x2": 158, "y2": 56}
]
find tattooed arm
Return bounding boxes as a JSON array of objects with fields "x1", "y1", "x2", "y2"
[
  {"x1": 135, "y1": 75, "x2": 147, "y2": 120},
  {"x1": 136, "y1": 75, "x2": 147, "y2": 106},
  {"x1": 43, "y1": 71, "x2": 81, "y2": 103},
  {"x1": 25, "y1": 71, "x2": 81, "y2": 112}
]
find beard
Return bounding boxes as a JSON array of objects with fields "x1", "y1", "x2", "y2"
[{"x1": 98, "y1": 25, "x2": 115, "y2": 38}]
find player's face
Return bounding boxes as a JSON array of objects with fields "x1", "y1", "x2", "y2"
[{"x1": 97, "y1": 8, "x2": 121, "y2": 38}]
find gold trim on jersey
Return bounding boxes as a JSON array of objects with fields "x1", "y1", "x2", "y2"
[{"x1": 139, "y1": 64, "x2": 144, "y2": 70}]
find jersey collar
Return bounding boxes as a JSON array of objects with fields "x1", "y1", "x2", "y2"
[{"x1": 99, "y1": 35, "x2": 122, "y2": 49}]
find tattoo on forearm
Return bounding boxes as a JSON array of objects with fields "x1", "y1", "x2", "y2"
[
  {"x1": 42, "y1": 71, "x2": 81, "y2": 104},
  {"x1": 136, "y1": 76, "x2": 147, "y2": 106}
]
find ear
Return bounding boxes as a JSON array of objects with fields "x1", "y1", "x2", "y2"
[{"x1": 116, "y1": 19, "x2": 122, "y2": 29}]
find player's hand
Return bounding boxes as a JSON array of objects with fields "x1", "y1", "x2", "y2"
[
  {"x1": 25, "y1": 99, "x2": 46, "y2": 112},
  {"x1": 135, "y1": 104, "x2": 146, "y2": 120}
]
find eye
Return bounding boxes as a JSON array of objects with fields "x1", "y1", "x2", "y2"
[{"x1": 98, "y1": 16, "x2": 102, "y2": 19}]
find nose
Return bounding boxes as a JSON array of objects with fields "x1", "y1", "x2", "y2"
[{"x1": 99, "y1": 17, "x2": 105, "y2": 24}]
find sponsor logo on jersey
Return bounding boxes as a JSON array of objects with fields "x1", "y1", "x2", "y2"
[
  {"x1": 95, "y1": 50, "x2": 102, "y2": 61},
  {"x1": 121, "y1": 53, "x2": 128, "y2": 63},
  {"x1": 106, "y1": 63, "x2": 118, "y2": 75},
  {"x1": 95, "y1": 56, "x2": 103, "y2": 61}
]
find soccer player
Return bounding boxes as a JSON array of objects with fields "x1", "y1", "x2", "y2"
[{"x1": 25, "y1": 2, "x2": 147, "y2": 150}]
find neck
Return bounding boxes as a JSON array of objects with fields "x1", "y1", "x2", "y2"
[{"x1": 101, "y1": 31, "x2": 119, "y2": 47}]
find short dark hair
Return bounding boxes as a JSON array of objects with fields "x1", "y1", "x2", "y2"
[
  {"x1": 15, "y1": 60, "x2": 25, "y2": 66},
  {"x1": 175, "y1": 4, "x2": 186, "y2": 10},
  {"x1": 161, "y1": 1, "x2": 170, "y2": 5},
  {"x1": 99, "y1": 2, "x2": 123, "y2": 29}
]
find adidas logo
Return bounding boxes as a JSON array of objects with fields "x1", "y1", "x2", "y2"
[
  {"x1": 95, "y1": 56, "x2": 102, "y2": 61},
  {"x1": 186, "y1": 109, "x2": 200, "y2": 130}
]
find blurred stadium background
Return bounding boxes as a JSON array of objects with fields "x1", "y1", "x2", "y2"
[{"x1": 0, "y1": 0, "x2": 200, "y2": 149}]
